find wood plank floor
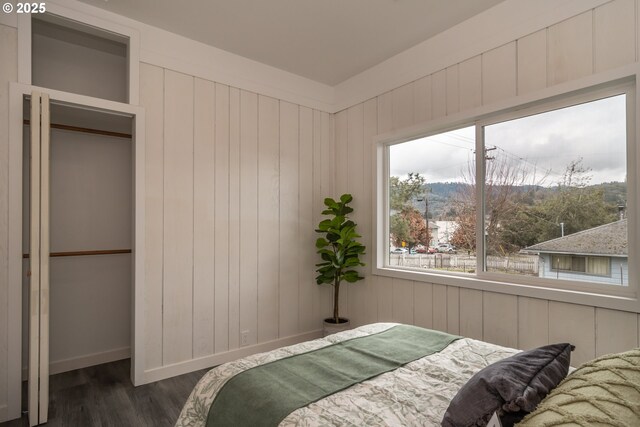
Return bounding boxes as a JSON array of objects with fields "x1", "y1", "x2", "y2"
[{"x1": 0, "y1": 359, "x2": 208, "y2": 427}]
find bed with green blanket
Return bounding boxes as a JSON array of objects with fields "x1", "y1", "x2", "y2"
[{"x1": 176, "y1": 323, "x2": 519, "y2": 427}]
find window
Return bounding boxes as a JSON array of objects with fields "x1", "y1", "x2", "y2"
[
  {"x1": 381, "y1": 81, "x2": 633, "y2": 297},
  {"x1": 551, "y1": 255, "x2": 611, "y2": 276}
]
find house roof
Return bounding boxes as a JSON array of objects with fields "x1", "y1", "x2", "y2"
[{"x1": 522, "y1": 219, "x2": 627, "y2": 257}]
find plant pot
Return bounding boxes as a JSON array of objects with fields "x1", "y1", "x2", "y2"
[{"x1": 323, "y1": 318, "x2": 351, "y2": 337}]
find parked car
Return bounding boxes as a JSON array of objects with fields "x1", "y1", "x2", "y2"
[
  {"x1": 415, "y1": 246, "x2": 428, "y2": 254},
  {"x1": 427, "y1": 246, "x2": 438, "y2": 254},
  {"x1": 436, "y1": 243, "x2": 456, "y2": 253},
  {"x1": 390, "y1": 247, "x2": 408, "y2": 255}
]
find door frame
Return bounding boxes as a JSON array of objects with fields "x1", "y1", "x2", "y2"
[{"x1": 7, "y1": 82, "x2": 146, "y2": 420}]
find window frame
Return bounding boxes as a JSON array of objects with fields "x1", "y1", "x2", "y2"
[{"x1": 374, "y1": 66, "x2": 639, "y2": 313}]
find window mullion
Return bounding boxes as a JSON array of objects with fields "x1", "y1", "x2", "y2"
[{"x1": 475, "y1": 124, "x2": 485, "y2": 276}]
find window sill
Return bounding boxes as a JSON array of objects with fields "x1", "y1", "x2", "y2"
[{"x1": 374, "y1": 265, "x2": 640, "y2": 313}]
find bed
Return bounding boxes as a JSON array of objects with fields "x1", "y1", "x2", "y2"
[{"x1": 175, "y1": 323, "x2": 521, "y2": 427}]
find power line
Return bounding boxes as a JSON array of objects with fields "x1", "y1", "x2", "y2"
[{"x1": 428, "y1": 137, "x2": 474, "y2": 151}]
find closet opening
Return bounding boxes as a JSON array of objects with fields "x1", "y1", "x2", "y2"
[{"x1": 22, "y1": 96, "x2": 134, "y2": 403}]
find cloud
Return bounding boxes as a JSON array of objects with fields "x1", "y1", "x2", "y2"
[{"x1": 390, "y1": 94, "x2": 627, "y2": 186}]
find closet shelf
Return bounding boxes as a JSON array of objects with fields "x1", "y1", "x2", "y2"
[
  {"x1": 23, "y1": 249, "x2": 131, "y2": 258},
  {"x1": 23, "y1": 119, "x2": 132, "y2": 139}
]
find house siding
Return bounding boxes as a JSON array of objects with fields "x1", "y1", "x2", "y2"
[{"x1": 539, "y1": 254, "x2": 628, "y2": 286}]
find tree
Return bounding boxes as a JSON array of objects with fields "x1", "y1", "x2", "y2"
[
  {"x1": 389, "y1": 173, "x2": 426, "y2": 211},
  {"x1": 449, "y1": 151, "x2": 545, "y2": 254},
  {"x1": 532, "y1": 159, "x2": 617, "y2": 241},
  {"x1": 389, "y1": 173, "x2": 430, "y2": 248},
  {"x1": 390, "y1": 207, "x2": 429, "y2": 248},
  {"x1": 471, "y1": 158, "x2": 619, "y2": 250}
]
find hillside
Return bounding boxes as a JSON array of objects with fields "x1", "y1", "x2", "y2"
[{"x1": 410, "y1": 181, "x2": 626, "y2": 220}]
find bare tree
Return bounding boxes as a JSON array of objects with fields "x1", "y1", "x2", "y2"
[{"x1": 450, "y1": 149, "x2": 547, "y2": 254}]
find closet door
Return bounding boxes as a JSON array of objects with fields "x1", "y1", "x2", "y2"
[{"x1": 28, "y1": 91, "x2": 50, "y2": 427}]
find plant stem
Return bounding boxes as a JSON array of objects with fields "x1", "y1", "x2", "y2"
[{"x1": 334, "y1": 275, "x2": 340, "y2": 323}]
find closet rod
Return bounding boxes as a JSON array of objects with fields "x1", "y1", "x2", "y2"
[
  {"x1": 23, "y1": 119, "x2": 132, "y2": 139},
  {"x1": 23, "y1": 249, "x2": 131, "y2": 259}
]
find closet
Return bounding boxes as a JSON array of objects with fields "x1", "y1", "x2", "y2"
[{"x1": 13, "y1": 12, "x2": 142, "y2": 426}]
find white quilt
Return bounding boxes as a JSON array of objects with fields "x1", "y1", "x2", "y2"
[{"x1": 176, "y1": 323, "x2": 519, "y2": 427}]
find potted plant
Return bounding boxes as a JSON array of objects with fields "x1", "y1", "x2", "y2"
[{"x1": 315, "y1": 194, "x2": 366, "y2": 336}]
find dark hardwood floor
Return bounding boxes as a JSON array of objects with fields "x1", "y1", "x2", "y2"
[{"x1": 1, "y1": 359, "x2": 208, "y2": 427}]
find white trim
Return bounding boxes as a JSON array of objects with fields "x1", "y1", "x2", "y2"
[
  {"x1": 16, "y1": 12, "x2": 29, "y2": 85},
  {"x1": 7, "y1": 83, "x2": 24, "y2": 422},
  {"x1": 374, "y1": 266, "x2": 639, "y2": 312},
  {"x1": 50, "y1": 347, "x2": 131, "y2": 376},
  {"x1": 8, "y1": 82, "x2": 146, "y2": 419},
  {"x1": 17, "y1": 2, "x2": 141, "y2": 105},
  {"x1": 374, "y1": 63, "x2": 640, "y2": 314},
  {"x1": 140, "y1": 330, "x2": 323, "y2": 385},
  {"x1": 21, "y1": 347, "x2": 132, "y2": 380},
  {"x1": 334, "y1": 0, "x2": 610, "y2": 112},
  {"x1": 131, "y1": 105, "x2": 146, "y2": 387}
]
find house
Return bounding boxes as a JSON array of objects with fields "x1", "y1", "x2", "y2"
[
  {"x1": 522, "y1": 220, "x2": 628, "y2": 286},
  {"x1": 435, "y1": 220, "x2": 459, "y2": 244},
  {"x1": 428, "y1": 221, "x2": 439, "y2": 246},
  {"x1": 1, "y1": 0, "x2": 639, "y2": 425}
]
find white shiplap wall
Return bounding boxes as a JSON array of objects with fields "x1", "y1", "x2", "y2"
[
  {"x1": 139, "y1": 63, "x2": 334, "y2": 371},
  {"x1": 338, "y1": 0, "x2": 640, "y2": 367},
  {"x1": 0, "y1": 24, "x2": 18, "y2": 420},
  {"x1": 0, "y1": 0, "x2": 638, "y2": 420}
]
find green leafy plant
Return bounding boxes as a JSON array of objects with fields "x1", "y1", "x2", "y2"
[{"x1": 315, "y1": 194, "x2": 366, "y2": 324}]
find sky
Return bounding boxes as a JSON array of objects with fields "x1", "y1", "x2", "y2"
[{"x1": 389, "y1": 94, "x2": 627, "y2": 187}]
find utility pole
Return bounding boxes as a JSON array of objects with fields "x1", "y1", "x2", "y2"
[
  {"x1": 417, "y1": 187, "x2": 430, "y2": 244},
  {"x1": 484, "y1": 146, "x2": 497, "y2": 160}
]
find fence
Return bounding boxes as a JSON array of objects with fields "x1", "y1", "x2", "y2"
[{"x1": 389, "y1": 253, "x2": 538, "y2": 275}]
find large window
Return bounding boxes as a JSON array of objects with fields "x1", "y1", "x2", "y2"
[{"x1": 383, "y1": 83, "x2": 632, "y2": 294}]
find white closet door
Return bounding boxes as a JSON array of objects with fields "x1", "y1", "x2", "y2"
[{"x1": 28, "y1": 91, "x2": 50, "y2": 427}]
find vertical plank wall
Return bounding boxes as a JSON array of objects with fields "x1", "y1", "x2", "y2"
[
  {"x1": 139, "y1": 65, "x2": 334, "y2": 370},
  {"x1": 2, "y1": 4, "x2": 640, "y2": 416},
  {"x1": 337, "y1": 0, "x2": 640, "y2": 366},
  {"x1": 0, "y1": 23, "x2": 18, "y2": 418}
]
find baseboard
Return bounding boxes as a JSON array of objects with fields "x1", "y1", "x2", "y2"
[
  {"x1": 51, "y1": 347, "x2": 131, "y2": 375},
  {"x1": 22, "y1": 347, "x2": 132, "y2": 380},
  {"x1": 141, "y1": 329, "x2": 323, "y2": 384}
]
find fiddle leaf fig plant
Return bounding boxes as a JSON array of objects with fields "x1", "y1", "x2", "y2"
[{"x1": 315, "y1": 194, "x2": 366, "y2": 324}]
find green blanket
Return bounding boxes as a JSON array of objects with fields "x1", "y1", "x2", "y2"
[{"x1": 206, "y1": 325, "x2": 460, "y2": 427}]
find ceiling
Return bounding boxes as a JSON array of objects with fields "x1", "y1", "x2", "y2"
[{"x1": 78, "y1": 0, "x2": 505, "y2": 85}]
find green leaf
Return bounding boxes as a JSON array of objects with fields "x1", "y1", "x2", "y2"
[
  {"x1": 340, "y1": 194, "x2": 353, "y2": 204},
  {"x1": 320, "y1": 252, "x2": 333, "y2": 262},
  {"x1": 324, "y1": 198, "x2": 338, "y2": 208},
  {"x1": 315, "y1": 238, "x2": 329, "y2": 248}
]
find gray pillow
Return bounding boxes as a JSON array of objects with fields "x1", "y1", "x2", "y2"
[{"x1": 441, "y1": 343, "x2": 574, "y2": 427}]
